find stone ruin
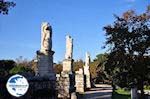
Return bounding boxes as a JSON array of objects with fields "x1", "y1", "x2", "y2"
[
  {"x1": 83, "y1": 52, "x2": 91, "y2": 89},
  {"x1": 55, "y1": 35, "x2": 92, "y2": 98},
  {"x1": 75, "y1": 52, "x2": 91, "y2": 93},
  {"x1": 57, "y1": 35, "x2": 75, "y2": 98},
  {"x1": 36, "y1": 22, "x2": 55, "y2": 79},
  {"x1": 18, "y1": 22, "x2": 92, "y2": 99},
  {"x1": 26, "y1": 22, "x2": 56, "y2": 99},
  {"x1": 75, "y1": 68, "x2": 85, "y2": 93}
]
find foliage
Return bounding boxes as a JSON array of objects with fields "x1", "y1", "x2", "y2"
[
  {"x1": 89, "y1": 61, "x2": 97, "y2": 80},
  {"x1": 115, "y1": 88, "x2": 130, "y2": 95},
  {"x1": 144, "y1": 85, "x2": 150, "y2": 90},
  {"x1": 0, "y1": 60, "x2": 15, "y2": 71},
  {"x1": 90, "y1": 53, "x2": 109, "y2": 83},
  {"x1": 73, "y1": 59, "x2": 84, "y2": 71},
  {"x1": 0, "y1": 60, "x2": 15, "y2": 77},
  {"x1": 9, "y1": 65, "x2": 32, "y2": 74},
  {"x1": 112, "y1": 89, "x2": 131, "y2": 99},
  {"x1": 104, "y1": 5, "x2": 150, "y2": 98},
  {"x1": 54, "y1": 63, "x2": 63, "y2": 74},
  {"x1": 16, "y1": 56, "x2": 32, "y2": 67},
  {"x1": 0, "y1": 0, "x2": 15, "y2": 15}
]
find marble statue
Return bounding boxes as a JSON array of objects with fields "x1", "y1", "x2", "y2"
[
  {"x1": 41, "y1": 22, "x2": 52, "y2": 52},
  {"x1": 65, "y1": 35, "x2": 73, "y2": 59},
  {"x1": 85, "y1": 52, "x2": 90, "y2": 67},
  {"x1": 84, "y1": 52, "x2": 91, "y2": 88},
  {"x1": 36, "y1": 22, "x2": 55, "y2": 78}
]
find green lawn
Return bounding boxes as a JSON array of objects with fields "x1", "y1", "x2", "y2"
[{"x1": 112, "y1": 88, "x2": 131, "y2": 99}]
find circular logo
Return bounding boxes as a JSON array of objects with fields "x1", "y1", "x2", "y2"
[{"x1": 6, "y1": 74, "x2": 29, "y2": 97}]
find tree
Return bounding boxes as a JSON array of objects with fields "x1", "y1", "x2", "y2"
[
  {"x1": 0, "y1": 0, "x2": 15, "y2": 15},
  {"x1": 54, "y1": 63, "x2": 63, "y2": 74},
  {"x1": 104, "y1": 6, "x2": 150, "y2": 99},
  {"x1": 15, "y1": 56, "x2": 33, "y2": 70},
  {"x1": 90, "y1": 53, "x2": 109, "y2": 84},
  {"x1": 9, "y1": 64, "x2": 33, "y2": 74},
  {"x1": 0, "y1": 60, "x2": 15, "y2": 77},
  {"x1": 73, "y1": 59, "x2": 84, "y2": 72}
]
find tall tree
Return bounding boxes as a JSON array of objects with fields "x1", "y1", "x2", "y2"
[
  {"x1": 104, "y1": 6, "x2": 150, "y2": 99},
  {"x1": 0, "y1": 0, "x2": 15, "y2": 15},
  {"x1": 90, "y1": 53, "x2": 109, "y2": 83}
]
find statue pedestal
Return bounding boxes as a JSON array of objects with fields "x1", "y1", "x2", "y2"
[
  {"x1": 62, "y1": 59, "x2": 73, "y2": 73},
  {"x1": 37, "y1": 50, "x2": 56, "y2": 80},
  {"x1": 75, "y1": 68, "x2": 85, "y2": 93},
  {"x1": 84, "y1": 66, "x2": 91, "y2": 88},
  {"x1": 57, "y1": 59, "x2": 75, "y2": 98},
  {"x1": 57, "y1": 72, "x2": 75, "y2": 98}
]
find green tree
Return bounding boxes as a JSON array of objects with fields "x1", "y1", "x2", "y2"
[
  {"x1": 90, "y1": 53, "x2": 109, "y2": 83},
  {"x1": 0, "y1": 60, "x2": 15, "y2": 77},
  {"x1": 9, "y1": 65, "x2": 32, "y2": 74},
  {"x1": 15, "y1": 56, "x2": 33, "y2": 70},
  {"x1": 104, "y1": 6, "x2": 150, "y2": 99},
  {"x1": 0, "y1": 0, "x2": 15, "y2": 15}
]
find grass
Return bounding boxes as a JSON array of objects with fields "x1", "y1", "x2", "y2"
[
  {"x1": 112, "y1": 88, "x2": 131, "y2": 99},
  {"x1": 144, "y1": 85, "x2": 150, "y2": 90}
]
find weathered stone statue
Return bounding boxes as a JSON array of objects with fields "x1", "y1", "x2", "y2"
[
  {"x1": 65, "y1": 35, "x2": 73, "y2": 59},
  {"x1": 84, "y1": 52, "x2": 91, "y2": 88},
  {"x1": 41, "y1": 22, "x2": 52, "y2": 53},
  {"x1": 63, "y1": 35, "x2": 73, "y2": 73},
  {"x1": 36, "y1": 22, "x2": 55, "y2": 79},
  {"x1": 31, "y1": 22, "x2": 56, "y2": 99}
]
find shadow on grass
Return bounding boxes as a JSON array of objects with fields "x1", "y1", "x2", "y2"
[{"x1": 112, "y1": 91, "x2": 131, "y2": 99}]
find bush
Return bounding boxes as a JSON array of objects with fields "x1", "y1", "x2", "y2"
[
  {"x1": 9, "y1": 65, "x2": 32, "y2": 74},
  {"x1": 144, "y1": 85, "x2": 150, "y2": 90}
]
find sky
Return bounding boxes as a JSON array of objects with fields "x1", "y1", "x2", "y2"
[{"x1": 0, "y1": 0, "x2": 149, "y2": 63}]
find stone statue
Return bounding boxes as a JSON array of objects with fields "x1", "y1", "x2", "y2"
[
  {"x1": 85, "y1": 52, "x2": 90, "y2": 67},
  {"x1": 65, "y1": 35, "x2": 73, "y2": 59},
  {"x1": 37, "y1": 22, "x2": 55, "y2": 78},
  {"x1": 41, "y1": 22, "x2": 52, "y2": 52},
  {"x1": 84, "y1": 52, "x2": 91, "y2": 88}
]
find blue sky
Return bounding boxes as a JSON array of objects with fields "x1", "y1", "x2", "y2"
[{"x1": 0, "y1": 0, "x2": 149, "y2": 63}]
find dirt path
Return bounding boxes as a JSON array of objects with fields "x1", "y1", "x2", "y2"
[{"x1": 82, "y1": 84, "x2": 112, "y2": 99}]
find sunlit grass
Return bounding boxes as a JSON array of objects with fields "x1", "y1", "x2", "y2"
[
  {"x1": 115, "y1": 88, "x2": 130, "y2": 95},
  {"x1": 112, "y1": 88, "x2": 131, "y2": 99}
]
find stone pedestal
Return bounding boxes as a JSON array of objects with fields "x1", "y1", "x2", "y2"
[
  {"x1": 62, "y1": 59, "x2": 73, "y2": 73},
  {"x1": 57, "y1": 73, "x2": 75, "y2": 98},
  {"x1": 75, "y1": 68, "x2": 85, "y2": 93},
  {"x1": 37, "y1": 50, "x2": 56, "y2": 80}
]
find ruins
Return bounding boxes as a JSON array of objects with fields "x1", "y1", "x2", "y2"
[
  {"x1": 75, "y1": 68, "x2": 85, "y2": 93},
  {"x1": 57, "y1": 35, "x2": 75, "y2": 98},
  {"x1": 83, "y1": 52, "x2": 91, "y2": 89},
  {"x1": 29, "y1": 22, "x2": 92, "y2": 98},
  {"x1": 36, "y1": 22, "x2": 55, "y2": 79}
]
